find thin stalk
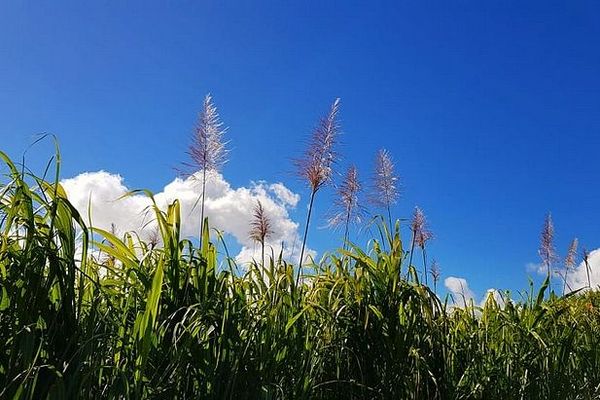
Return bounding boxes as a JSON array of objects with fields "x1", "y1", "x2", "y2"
[
  {"x1": 585, "y1": 256, "x2": 592, "y2": 289},
  {"x1": 408, "y1": 229, "x2": 416, "y2": 279},
  {"x1": 297, "y1": 189, "x2": 316, "y2": 287},
  {"x1": 546, "y1": 260, "x2": 552, "y2": 293},
  {"x1": 199, "y1": 167, "x2": 206, "y2": 245},
  {"x1": 421, "y1": 246, "x2": 428, "y2": 286},
  {"x1": 342, "y1": 208, "x2": 351, "y2": 251},
  {"x1": 261, "y1": 240, "x2": 265, "y2": 269},
  {"x1": 541, "y1": 244, "x2": 552, "y2": 292},
  {"x1": 563, "y1": 268, "x2": 574, "y2": 295}
]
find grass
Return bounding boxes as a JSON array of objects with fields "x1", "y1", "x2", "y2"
[{"x1": 1, "y1": 149, "x2": 600, "y2": 400}]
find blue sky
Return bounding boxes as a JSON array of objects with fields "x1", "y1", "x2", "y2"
[{"x1": 1, "y1": 1, "x2": 599, "y2": 298}]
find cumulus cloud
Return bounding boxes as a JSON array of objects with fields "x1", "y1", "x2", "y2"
[
  {"x1": 565, "y1": 248, "x2": 600, "y2": 292},
  {"x1": 525, "y1": 249, "x2": 600, "y2": 293},
  {"x1": 60, "y1": 170, "x2": 310, "y2": 265},
  {"x1": 444, "y1": 276, "x2": 505, "y2": 308},
  {"x1": 267, "y1": 183, "x2": 300, "y2": 208},
  {"x1": 526, "y1": 262, "x2": 545, "y2": 275},
  {"x1": 479, "y1": 288, "x2": 506, "y2": 308},
  {"x1": 526, "y1": 261, "x2": 564, "y2": 282},
  {"x1": 444, "y1": 276, "x2": 476, "y2": 306}
]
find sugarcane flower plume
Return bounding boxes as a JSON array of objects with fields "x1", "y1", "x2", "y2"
[
  {"x1": 249, "y1": 200, "x2": 273, "y2": 244},
  {"x1": 430, "y1": 259, "x2": 441, "y2": 283},
  {"x1": 328, "y1": 165, "x2": 363, "y2": 229},
  {"x1": 295, "y1": 98, "x2": 341, "y2": 192},
  {"x1": 412, "y1": 206, "x2": 433, "y2": 248},
  {"x1": 370, "y1": 148, "x2": 399, "y2": 208},
  {"x1": 564, "y1": 238, "x2": 578, "y2": 270},
  {"x1": 187, "y1": 94, "x2": 229, "y2": 175},
  {"x1": 539, "y1": 213, "x2": 557, "y2": 267}
]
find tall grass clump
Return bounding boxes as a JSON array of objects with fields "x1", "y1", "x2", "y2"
[{"x1": 1, "y1": 127, "x2": 600, "y2": 398}]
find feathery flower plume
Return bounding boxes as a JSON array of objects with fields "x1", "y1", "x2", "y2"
[
  {"x1": 411, "y1": 206, "x2": 433, "y2": 248},
  {"x1": 409, "y1": 206, "x2": 433, "y2": 285},
  {"x1": 565, "y1": 238, "x2": 578, "y2": 269},
  {"x1": 249, "y1": 200, "x2": 273, "y2": 267},
  {"x1": 249, "y1": 200, "x2": 273, "y2": 244},
  {"x1": 188, "y1": 94, "x2": 228, "y2": 173},
  {"x1": 411, "y1": 207, "x2": 425, "y2": 238},
  {"x1": 295, "y1": 98, "x2": 341, "y2": 284},
  {"x1": 430, "y1": 259, "x2": 441, "y2": 294},
  {"x1": 370, "y1": 149, "x2": 399, "y2": 227},
  {"x1": 185, "y1": 94, "x2": 229, "y2": 241},
  {"x1": 538, "y1": 213, "x2": 557, "y2": 278},
  {"x1": 415, "y1": 225, "x2": 433, "y2": 249},
  {"x1": 328, "y1": 165, "x2": 363, "y2": 248},
  {"x1": 563, "y1": 238, "x2": 578, "y2": 294},
  {"x1": 295, "y1": 98, "x2": 340, "y2": 192}
]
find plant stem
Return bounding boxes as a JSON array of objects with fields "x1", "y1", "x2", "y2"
[
  {"x1": 343, "y1": 209, "x2": 351, "y2": 252},
  {"x1": 297, "y1": 189, "x2": 316, "y2": 287},
  {"x1": 408, "y1": 229, "x2": 416, "y2": 281},
  {"x1": 585, "y1": 257, "x2": 592, "y2": 289},
  {"x1": 421, "y1": 246, "x2": 428, "y2": 286},
  {"x1": 261, "y1": 240, "x2": 265, "y2": 269},
  {"x1": 547, "y1": 260, "x2": 552, "y2": 294},
  {"x1": 200, "y1": 167, "x2": 207, "y2": 245}
]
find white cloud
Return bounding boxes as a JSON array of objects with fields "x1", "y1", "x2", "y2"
[
  {"x1": 444, "y1": 276, "x2": 505, "y2": 308},
  {"x1": 525, "y1": 249, "x2": 600, "y2": 293},
  {"x1": 479, "y1": 288, "x2": 506, "y2": 308},
  {"x1": 60, "y1": 170, "x2": 311, "y2": 265},
  {"x1": 444, "y1": 276, "x2": 476, "y2": 306},
  {"x1": 268, "y1": 183, "x2": 300, "y2": 208},
  {"x1": 565, "y1": 248, "x2": 600, "y2": 292},
  {"x1": 526, "y1": 262, "x2": 545, "y2": 275}
]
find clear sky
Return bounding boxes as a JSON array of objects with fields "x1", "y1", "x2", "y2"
[{"x1": 1, "y1": 1, "x2": 599, "y2": 299}]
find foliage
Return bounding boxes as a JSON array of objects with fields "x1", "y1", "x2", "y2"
[{"x1": 1, "y1": 152, "x2": 599, "y2": 399}]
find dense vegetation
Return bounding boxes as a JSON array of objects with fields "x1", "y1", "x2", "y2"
[
  {"x1": 1, "y1": 148, "x2": 600, "y2": 400},
  {"x1": 1, "y1": 97, "x2": 599, "y2": 399}
]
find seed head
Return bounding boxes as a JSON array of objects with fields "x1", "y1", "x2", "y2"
[
  {"x1": 249, "y1": 200, "x2": 273, "y2": 244},
  {"x1": 411, "y1": 206, "x2": 433, "y2": 248},
  {"x1": 370, "y1": 149, "x2": 399, "y2": 209},
  {"x1": 564, "y1": 238, "x2": 578, "y2": 270},
  {"x1": 538, "y1": 213, "x2": 557, "y2": 267},
  {"x1": 295, "y1": 98, "x2": 341, "y2": 192},
  {"x1": 328, "y1": 165, "x2": 363, "y2": 229},
  {"x1": 186, "y1": 94, "x2": 229, "y2": 175},
  {"x1": 430, "y1": 259, "x2": 441, "y2": 284}
]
